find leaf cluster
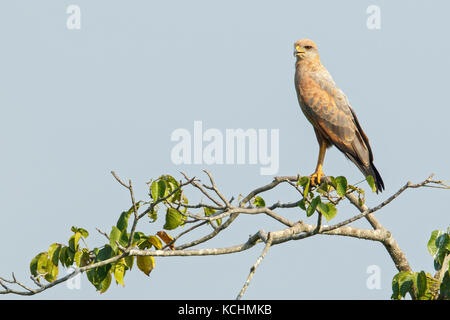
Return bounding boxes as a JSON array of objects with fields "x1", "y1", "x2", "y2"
[
  {"x1": 29, "y1": 174, "x2": 194, "y2": 293},
  {"x1": 294, "y1": 175, "x2": 374, "y2": 222},
  {"x1": 391, "y1": 228, "x2": 449, "y2": 300}
]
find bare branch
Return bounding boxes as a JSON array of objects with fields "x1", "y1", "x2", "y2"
[
  {"x1": 111, "y1": 170, "x2": 130, "y2": 188},
  {"x1": 203, "y1": 170, "x2": 231, "y2": 207},
  {"x1": 181, "y1": 172, "x2": 223, "y2": 207},
  {"x1": 237, "y1": 232, "x2": 273, "y2": 300},
  {"x1": 96, "y1": 228, "x2": 110, "y2": 240},
  {"x1": 127, "y1": 178, "x2": 139, "y2": 247}
]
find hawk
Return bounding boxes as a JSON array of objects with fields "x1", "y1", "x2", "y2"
[{"x1": 294, "y1": 39, "x2": 384, "y2": 192}]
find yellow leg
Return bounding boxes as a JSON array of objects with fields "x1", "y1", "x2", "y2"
[{"x1": 310, "y1": 141, "x2": 327, "y2": 185}]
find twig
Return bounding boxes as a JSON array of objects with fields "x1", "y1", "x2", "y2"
[
  {"x1": 236, "y1": 232, "x2": 273, "y2": 300},
  {"x1": 96, "y1": 228, "x2": 110, "y2": 240},
  {"x1": 181, "y1": 172, "x2": 223, "y2": 207},
  {"x1": 203, "y1": 170, "x2": 231, "y2": 207},
  {"x1": 162, "y1": 221, "x2": 209, "y2": 250},
  {"x1": 111, "y1": 171, "x2": 130, "y2": 188}
]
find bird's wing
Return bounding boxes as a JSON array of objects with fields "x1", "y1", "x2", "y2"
[{"x1": 298, "y1": 71, "x2": 372, "y2": 168}]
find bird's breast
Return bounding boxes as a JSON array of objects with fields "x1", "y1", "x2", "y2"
[{"x1": 294, "y1": 73, "x2": 317, "y2": 122}]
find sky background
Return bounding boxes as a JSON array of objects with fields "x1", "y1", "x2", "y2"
[{"x1": 0, "y1": 0, "x2": 449, "y2": 300}]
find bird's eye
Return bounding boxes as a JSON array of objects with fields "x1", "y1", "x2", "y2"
[{"x1": 304, "y1": 46, "x2": 313, "y2": 50}]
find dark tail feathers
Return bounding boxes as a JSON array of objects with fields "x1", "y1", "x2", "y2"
[{"x1": 364, "y1": 163, "x2": 385, "y2": 193}]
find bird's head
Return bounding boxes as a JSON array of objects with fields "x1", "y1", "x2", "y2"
[{"x1": 294, "y1": 39, "x2": 319, "y2": 61}]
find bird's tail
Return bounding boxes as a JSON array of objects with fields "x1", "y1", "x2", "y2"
[{"x1": 362, "y1": 163, "x2": 385, "y2": 193}]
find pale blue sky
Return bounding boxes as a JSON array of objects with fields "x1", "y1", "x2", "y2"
[{"x1": 0, "y1": 0, "x2": 449, "y2": 299}]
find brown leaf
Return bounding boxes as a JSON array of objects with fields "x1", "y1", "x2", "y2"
[{"x1": 156, "y1": 231, "x2": 175, "y2": 250}]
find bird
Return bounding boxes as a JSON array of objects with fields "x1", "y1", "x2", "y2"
[{"x1": 293, "y1": 38, "x2": 384, "y2": 193}]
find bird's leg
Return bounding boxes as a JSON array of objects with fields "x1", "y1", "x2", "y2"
[{"x1": 310, "y1": 141, "x2": 327, "y2": 185}]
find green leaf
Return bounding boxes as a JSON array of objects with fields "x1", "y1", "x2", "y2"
[
  {"x1": 48, "y1": 243, "x2": 61, "y2": 266},
  {"x1": 318, "y1": 202, "x2": 338, "y2": 222},
  {"x1": 132, "y1": 231, "x2": 146, "y2": 244},
  {"x1": 71, "y1": 226, "x2": 89, "y2": 238},
  {"x1": 254, "y1": 196, "x2": 266, "y2": 208},
  {"x1": 436, "y1": 233, "x2": 449, "y2": 261},
  {"x1": 37, "y1": 252, "x2": 49, "y2": 274},
  {"x1": 440, "y1": 269, "x2": 450, "y2": 299},
  {"x1": 164, "y1": 174, "x2": 179, "y2": 187},
  {"x1": 427, "y1": 230, "x2": 443, "y2": 257},
  {"x1": 366, "y1": 175, "x2": 376, "y2": 193},
  {"x1": 306, "y1": 196, "x2": 321, "y2": 217},
  {"x1": 86, "y1": 269, "x2": 99, "y2": 286},
  {"x1": 416, "y1": 271, "x2": 427, "y2": 299},
  {"x1": 151, "y1": 179, "x2": 167, "y2": 201},
  {"x1": 334, "y1": 176, "x2": 348, "y2": 197},
  {"x1": 150, "y1": 180, "x2": 159, "y2": 200},
  {"x1": 114, "y1": 261, "x2": 126, "y2": 286},
  {"x1": 30, "y1": 252, "x2": 46, "y2": 279},
  {"x1": 119, "y1": 230, "x2": 129, "y2": 247},
  {"x1": 116, "y1": 211, "x2": 132, "y2": 232},
  {"x1": 303, "y1": 178, "x2": 311, "y2": 197},
  {"x1": 74, "y1": 251, "x2": 83, "y2": 267},
  {"x1": 66, "y1": 248, "x2": 75, "y2": 266},
  {"x1": 99, "y1": 272, "x2": 112, "y2": 294},
  {"x1": 97, "y1": 245, "x2": 114, "y2": 263},
  {"x1": 124, "y1": 256, "x2": 134, "y2": 270},
  {"x1": 392, "y1": 271, "x2": 416, "y2": 300},
  {"x1": 77, "y1": 228, "x2": 89, "y2": 238},
  {"x1": 86, "y1": 246, "x2": 114, "y2": 288},
  {"x1": 109, "y1": 226, "x2": 122, "y2": 253},
  {"x1": 44, "y1": 260, "x2": 58, "y2": 283},
  {"x1": 163, "y1": 208, "x2": 185, "y2": 230},
  {"x1": 163, "y1": 175, "x2": 179, "y2": 191},
  {"x1": 59, "y1": 246, "x2": 68, "y2": 267},
  {"x1": 29, "y1": 256, "x2": 39, "y2": 278},
  {"x1": 57, "y1": 246, "x2": 75, "y2": 268},
  {"x1": 391, "y1": 275, "x2": 401, "y2": 300},
  {"x1": 162, "y1": 175, "x2": 181, "y2": 202},
  {"x1": 298, "y1": 198, "x2": 306, "y2": 211},
  {"x1": 329, "y1": 176, "x2": 336, "y2": 186},
  {"x1": 427, "y1": 230, "x2": 449, "y2": 267},
  {"x1": 317, "y1": 181, "x2": 330, "y2": 194},
  {"x1": 203, "y1": 207, "x2": 216, "y2": 216},
  {"x1": 86, "y1": 259, "x2": 111, "y2": 289},
  {"x1": 49, "y1": 264, "x2": 59, "y2": 282},
  {"x1": 399, "y1": 272, "x2": 414, "y2": 298},
  {"x1": 137, "y1": 236, "x2": 150, "y2": 250},
  {"x1": 137, "y1": 256, "x2": 155, "y2": 276},
  {"x1": 68, "y1": 232, "x2": 82, "y2": 252},
  {"x1": 79, "y1": 251, "x2": 90, "y2": 267},
  {"x1": 297, "y1": 176, "x2": 309, "y2": 187}
]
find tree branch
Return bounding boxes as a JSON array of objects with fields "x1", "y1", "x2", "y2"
[{"x1": 1, "y1": 172, "x2": 447, "y2": 299}]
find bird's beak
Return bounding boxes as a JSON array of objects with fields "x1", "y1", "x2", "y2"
[{"x1": 294, "y1": 45, "x2": 305, "y2": 57}]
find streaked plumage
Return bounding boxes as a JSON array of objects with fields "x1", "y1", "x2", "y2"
[{"x1": 294, "y1": 39, "x2": 384, "y2": 192}]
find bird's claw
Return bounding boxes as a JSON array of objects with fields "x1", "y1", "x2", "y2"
[{"x1": 310, "y1": 170, "x2": 325, "y2": 186}]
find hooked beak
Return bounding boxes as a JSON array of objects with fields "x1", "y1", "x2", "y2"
[{"x1": 294, "y1": 45, "x2": 305, "y2": 57}]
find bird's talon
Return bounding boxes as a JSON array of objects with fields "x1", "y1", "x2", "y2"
[{"x1": 310, "y1": 171, "x2": 324, "y2": 186}]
